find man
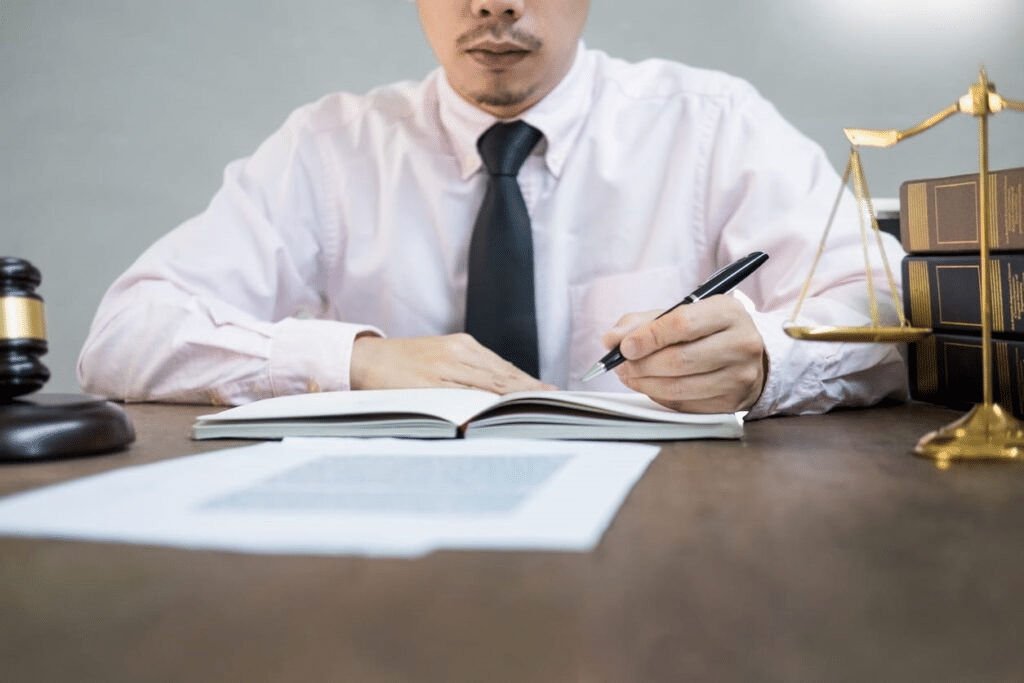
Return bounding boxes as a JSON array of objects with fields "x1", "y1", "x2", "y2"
[{"x1": 78, "y1": 0, "x2": 908, "y2": 418}]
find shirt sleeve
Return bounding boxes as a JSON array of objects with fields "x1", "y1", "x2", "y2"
[
  {"x1": 77, "y1": 108, "x2": 382, "y2": 405},
  {"x1": 701, "y1": 84, "x2": 909, "y2": 418}
]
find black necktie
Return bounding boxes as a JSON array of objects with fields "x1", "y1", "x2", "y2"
[{"x1": 465, "y1": 121, "x2": 544, "y2": 377}]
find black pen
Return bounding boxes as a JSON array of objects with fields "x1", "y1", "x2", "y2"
[{"x1": 580, "y1": 251, "x2": 769, "y2": 382}]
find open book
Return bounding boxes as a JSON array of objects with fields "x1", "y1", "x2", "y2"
[{"x1": 192, "y1": 389, "x2": 744, "y2": 441}]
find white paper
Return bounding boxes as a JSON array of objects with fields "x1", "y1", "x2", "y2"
[{"x1": 0, "y1": 438, "x2": 658, "y2": 557}]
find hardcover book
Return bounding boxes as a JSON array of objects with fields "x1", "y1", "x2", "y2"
[
  {"x1": 902, "y1": 253, "x2": 1024, "y2": 334},
  {"x1": 192, "y1": 388, "x2": 744, "y2": 441},
  {"x1": 909, "y1": 332, "x2": 1024, "y2": 418},
  {"x1": 899, "y1": 166, "x2": 1024, "y2": 253}
]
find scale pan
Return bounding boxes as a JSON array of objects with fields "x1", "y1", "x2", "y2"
[{"x1": 783, "y1": 325, "x2": 932, "y2": 343}]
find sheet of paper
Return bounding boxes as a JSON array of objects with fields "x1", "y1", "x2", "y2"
[{"x1": 0, "y1": 438, "x2": 658, "y2": 557}]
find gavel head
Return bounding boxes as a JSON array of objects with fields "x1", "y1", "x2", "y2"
[{"x1": 0, "y1": 257, "x2": 50, "y2": 401}]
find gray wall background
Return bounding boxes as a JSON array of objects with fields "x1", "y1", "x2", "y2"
[{"x1": 2, "y1": 0, "x2": 1022, "y2": 392}]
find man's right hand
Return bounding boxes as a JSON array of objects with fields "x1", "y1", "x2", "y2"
[{"x1": 350, "y1": 333, "x2": 554, "y2": 394}]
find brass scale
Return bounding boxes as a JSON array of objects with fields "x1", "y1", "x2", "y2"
[{"x1": 787, "y1": 69, "x2": 1024, "y2": 464}]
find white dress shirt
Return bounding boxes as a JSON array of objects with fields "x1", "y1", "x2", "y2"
[{"x1": 78, "y1": 44, "x2": 909, "y2": 418}]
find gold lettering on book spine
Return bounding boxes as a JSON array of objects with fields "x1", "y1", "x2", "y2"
[
  {"x1": 989, "y1": 179, "x2": 1000, "y2": 246},
  {"x1": 1008, "y1": 176, "x2": 1023, "y2": 237},
  {"x1": 1017, "y1": 346, "x2": 1024, "y2": 410},
  {"x1": 907, "y1": 260, "x2": 932, "y2": 328},
  {"x1": 991, "y1": 260, "x2": 1005, "y2": 333},
  {"x1": 0, "y1": 297, "x2": 47, "y2": 341},
  {"x1": 997, "y1": 341, "x2": 1011, "y2": 410},
  {"x1": 917, "y1": 336, "x2": 938, "y2": 395},
  {"x1": 906, "y1": 182, "x2": 929, "y2": 252}
]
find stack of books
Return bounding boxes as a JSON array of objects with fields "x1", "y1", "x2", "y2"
[{"x1": 900, "y1": 167, "x2": 1024, "y2": 416}]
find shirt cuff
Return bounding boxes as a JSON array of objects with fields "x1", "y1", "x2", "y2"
[
  {"x1": 269, "y1": 317, "x2": 384, "y2": 396},
  {"x1": 745, "y1": 309, "x2": 828, "y2": 420}
]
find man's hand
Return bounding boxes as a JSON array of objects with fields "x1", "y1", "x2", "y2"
[
  {"x1": 601, "y1": 295, "x2": 767, "y2": 413},
  {"x1": 350, "y1": 333, "x2": 555, "y2": 394}
]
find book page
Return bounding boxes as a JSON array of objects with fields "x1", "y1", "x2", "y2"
[
  {"x1": 196, "y1": 388, "x2": 504, "y2": 427},
  {"x1": 492, "y1": 390, "x2": 742, "y2": 424},
  {"x1": 197, "y1": 389, "x2": 739, "y2": 427}
]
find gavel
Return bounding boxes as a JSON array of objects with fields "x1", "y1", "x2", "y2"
[
  {"x1": 0, "y1": 256, "x2": 134, "y2": 461},
  {"x1": 1, "y1": 256, "x2": 51, "y2": 400}
]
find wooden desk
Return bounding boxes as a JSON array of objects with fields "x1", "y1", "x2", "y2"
[{"x1": 2, "y1": 401, "x2": 1023, "y2": 683}]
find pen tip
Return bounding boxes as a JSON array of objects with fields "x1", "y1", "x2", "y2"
[{"x1": 580, "y1": 363, "x2": 604, "y2": 383}]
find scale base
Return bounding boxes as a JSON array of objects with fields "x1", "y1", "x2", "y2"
[
  {"x1": 0, "y1": 393, "x2": 135, "y2": 463},
  {"x1": 914, "y1": 403, "x2": 1024, "y2": 464}
]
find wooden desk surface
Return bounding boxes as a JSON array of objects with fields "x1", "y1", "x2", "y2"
[{"x1": 2, "y1": 401, "x2": 1023, "y2": 683}]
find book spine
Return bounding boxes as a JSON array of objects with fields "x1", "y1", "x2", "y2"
[
  {"x1": 899, "y1": 167, "x2": 1024, "y2": 253},
  {"x1": 902, "y1": 253, "x2": 1024, "y2": 333},
  {"x1": 909, "y1": 333, "x2": 1024, "y2": 418}
]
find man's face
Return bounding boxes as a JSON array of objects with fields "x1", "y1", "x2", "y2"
[{"x1": 416, "y1": 0, "x2": 591, "y2": 119}]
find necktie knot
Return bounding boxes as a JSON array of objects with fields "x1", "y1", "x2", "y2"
[{"x1": 478, "y1": 121, "x2": 542, "y2": 177}]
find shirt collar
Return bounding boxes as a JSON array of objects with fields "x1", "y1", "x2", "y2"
[{"x1": 437, "y1": 41, "x2": 593, "y2": 181}]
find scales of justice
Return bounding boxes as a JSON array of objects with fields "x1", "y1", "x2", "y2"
[{"x1": 784, "y1": 69, "x2": 1024, "y2": 464}]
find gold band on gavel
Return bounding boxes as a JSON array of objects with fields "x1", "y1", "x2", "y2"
[{"x1": 0, "y1": 296, "x2": 47, "y2": 341}]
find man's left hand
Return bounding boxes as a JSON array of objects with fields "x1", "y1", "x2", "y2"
[{"x1": 601, "y1": 295, "x2": 767, "y2": 414}]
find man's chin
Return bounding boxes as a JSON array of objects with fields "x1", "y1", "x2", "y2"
[{"x1": 469, "y1": 84, "x2": 540, "y2": 116}]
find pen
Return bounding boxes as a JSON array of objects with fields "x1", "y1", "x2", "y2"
[{"x1": 580, "y1": 251, "x2": 769, "y2": 382}]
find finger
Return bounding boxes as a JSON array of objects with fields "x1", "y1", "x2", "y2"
[
  {"x1": 445, "y1": 358, "x2": 554, "y2": 394},
  {"x1": 351, "y1": 334, "x2": 553, "y2": 392},
  {"x1": 438, "y1": 335, "x2": 555, "y2": 393},
  {"x1": 616, "y1": 324, "x2": 763, "y2": 380},
  {"x1": 619, "y1": 363, "x2": 763, "y2": 413},
  {"x1": 601, "y1": 310, "x2": 659, "y2": 350},
  {"x1": 619, "y1": 296, "x2": 742, "y2": 360}
]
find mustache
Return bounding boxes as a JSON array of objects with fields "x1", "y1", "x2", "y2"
[{"x1": 456, "y1": 23, "x2": 543, "y2": 51}]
